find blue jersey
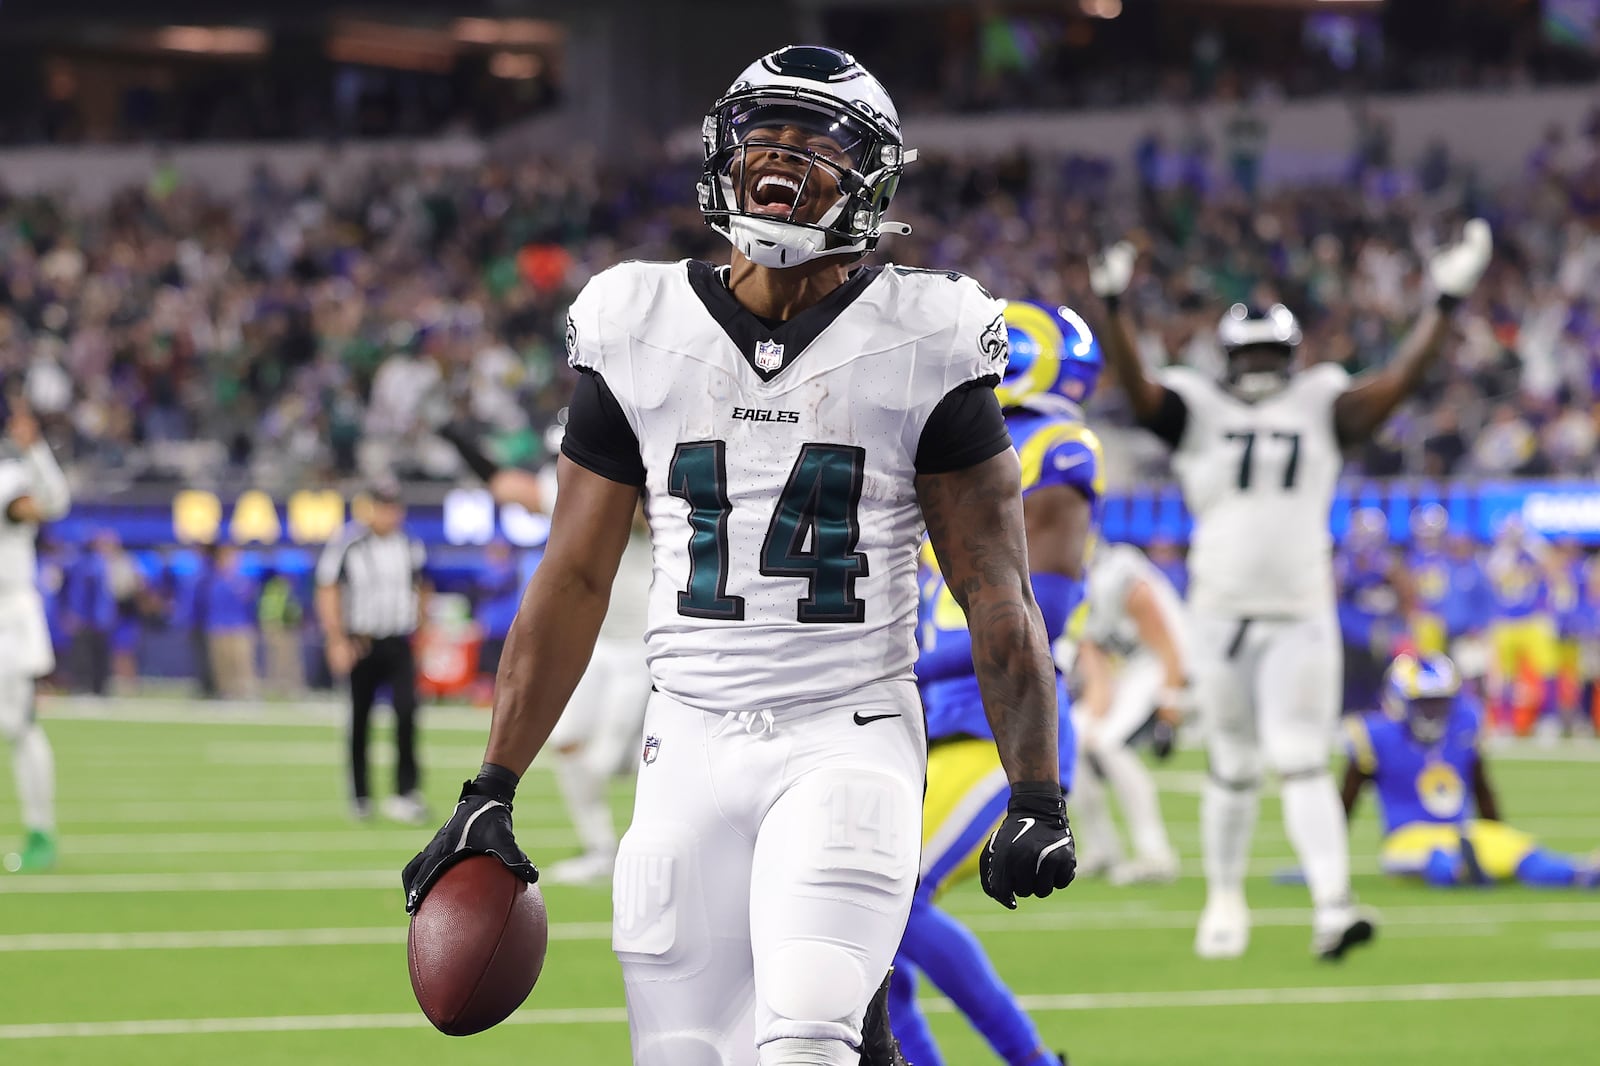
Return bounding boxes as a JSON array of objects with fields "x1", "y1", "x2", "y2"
[
  {"x1": 918, "y1": 408, "x2": 1103, "y2": 765},
  {"x1": 1409, "y1": 548, "x2": 1491, "y2": 638},
  {"x1": 1486, "y1": 546, "x2": 1547, "y2": 619},
  {"x1": 1345, "y1": 698, "x2": 1483, "y2": 835},
  {"x1": 1336, "y1": 547, "x2": 1402, "y2": 647},
  {"x1": 1551, "y1": 557, "x2": 1587, "y2": 639},
  {"x1": 1408, "y1": 548, "x2": 1453, "y2": 618},
  {"x1": 1575, "y1": 556, "x2": 1600, "y2": 641}
]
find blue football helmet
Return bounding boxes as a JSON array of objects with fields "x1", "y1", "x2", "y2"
[
  {"x1": 994, "y1": 300, "x2": 1103, "y2": 414},
  {"x1": 1382, "y1": 653, "x2": 1461, "y2": 745},
  {"x1": 1410, "y1": 502, "x2": 1449, "y2": 549},
  {"x1": 1347, "y1": 507, "x2": 1389, "y2": 552}
]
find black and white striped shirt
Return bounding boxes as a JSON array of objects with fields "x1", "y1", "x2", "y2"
[{"x1": 315, "y1": 523, "x2": 427, "y2": 638}]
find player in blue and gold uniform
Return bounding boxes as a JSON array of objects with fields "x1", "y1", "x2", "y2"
[
  {"x1": 888, "y1": 301, "x2": 1104, "y2": 1066},
  {"x1": 1484, "y1": 518, "x2": 1560, "y2": 733},
  {"x1": 1336, "y1": 508, "x2": 1413, "y2": 714},
  {"x1": 1406, "y1": 505, "x2": 1458, "y2": 657},
  {"x1": 1342, "y1": 653, "x2": 1599, "y2": 888}
]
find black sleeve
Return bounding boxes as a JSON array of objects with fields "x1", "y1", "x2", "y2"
[
  {"x1": 560, "y1": 371, "x2": 647, "y2": 487},
  {"x1": 915, "y1": 380, "x2": 1012, "y2": 475},
  {"x1": 1138, "y1": 385, "x2": 1189, "y2": 450}
]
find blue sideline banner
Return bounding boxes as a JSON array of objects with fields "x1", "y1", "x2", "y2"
[{"x1": 47, "y1": 480, "x2": 1600, "y2": 551}]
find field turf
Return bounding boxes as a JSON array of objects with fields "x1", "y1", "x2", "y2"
[{"x1": 1, "y1": 696, "x2": 1597, "y2": 1065}]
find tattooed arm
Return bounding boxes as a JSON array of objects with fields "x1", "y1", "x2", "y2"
[{"x1": 916, "y1": 448, "x2": 1060, "y2": 784}]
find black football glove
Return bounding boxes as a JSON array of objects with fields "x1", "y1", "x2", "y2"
[
  {"x1": 1150, "y1": 718, "x2": 1177, "y2": 762},
  {"x1": 980, "y1": 781, "x2": 1077, "y2": 910},
  {"x1": 401, "y1": 766, "x2": 538, "y2": 915}
]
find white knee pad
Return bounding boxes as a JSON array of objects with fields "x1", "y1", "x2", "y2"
[
  {"x1": 761, "y1": 938, "x2": 871, "y2": 1032},
  {"x1": 1261, "y1": 719, "x2": 1334, "y2": 778},
  {"x1": 1205, "y1": 731, "x2": 1261, "y2": 790},
  {"x1": 758, "y1": 1037, "x2": 856, "y2": 1066}
]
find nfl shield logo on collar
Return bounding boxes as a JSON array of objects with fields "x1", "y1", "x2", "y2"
[
  {"x1": 754, "y1": 339, "x2": 785, "y2": 373},
  {"x1": 642, "y1": 735, "x2": 661, "y2": 765}
]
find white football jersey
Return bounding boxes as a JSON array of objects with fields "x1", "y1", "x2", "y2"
[
  {"x1": 1161, "y1": 362, "x2": 1350, "y2": 618},
  {"x1": 567, "y1": 260, "x2": 1007, "y2": 713},
  {"x1": 0, "y1": 461, "x2": 39, "y2": 594},
  {"x1": 1084, "y1": 542, "x2": 1187, "y2": 661}
]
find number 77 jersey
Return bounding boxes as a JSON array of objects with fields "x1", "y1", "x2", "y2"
[
  {"x1": 564, "y1": 259, "x2": 1011, "y2": 713},
  {"x1": 1161, "y1": 362, "x2": 1351, "y2": 618}
]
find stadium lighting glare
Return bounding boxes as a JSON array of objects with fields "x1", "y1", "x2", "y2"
[
  {"x1": 153, "y1": 26, "x2": 269, "y2": 56},
  {"x1": 489, "y1": 52, "x2": 545, "y2": 80},
  {"x1": 453, "y1": 18, "x2": 563, "y2": 47}
]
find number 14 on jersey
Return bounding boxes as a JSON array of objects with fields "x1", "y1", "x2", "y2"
[{"x1": 668, "y1": 441, "x2": 870, "y2": 624}]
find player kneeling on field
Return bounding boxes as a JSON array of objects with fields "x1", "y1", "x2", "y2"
[{"x1": 1343, "y1": 653, "x2": 1600, "y2": 889}]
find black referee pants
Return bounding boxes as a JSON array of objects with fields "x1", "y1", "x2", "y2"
[{"x1": 348, "y1": 636, "x2": 420, "y2": 801}]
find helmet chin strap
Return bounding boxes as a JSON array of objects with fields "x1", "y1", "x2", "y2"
[{"x1": 714, "y1": 173, "x2": 909, "y2": 268}]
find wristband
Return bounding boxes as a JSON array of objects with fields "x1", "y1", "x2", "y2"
[
  {"x1": 471, "y1": 762, "x2": 521, "y2": 803},
  {"x1": 1102, "y1": 292, "x2": 1122, "y2": 313},
  {"x1": 1437, "y1": 293, "x2": 1463, "y2": 312},
  {"x1": 1009, "y1": 780, "x2": 1066, "y2": 814}
]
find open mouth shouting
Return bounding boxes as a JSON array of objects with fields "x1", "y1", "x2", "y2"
[{"x1": 747, "y1": 169, "x2": 810, "y2": 217}]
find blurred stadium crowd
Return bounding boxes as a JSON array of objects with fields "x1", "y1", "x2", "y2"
[{"x1": 4, "y1": 102, "x2": 1600, "y2": 490}]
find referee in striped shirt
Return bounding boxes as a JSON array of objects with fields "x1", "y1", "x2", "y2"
[{"x1": 315, "y1": 483, "x2": 430, "y2": 823}]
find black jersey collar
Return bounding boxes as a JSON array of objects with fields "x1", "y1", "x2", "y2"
[{"x1": 686, "y1": 260, "x2": 881, "y2": 383}]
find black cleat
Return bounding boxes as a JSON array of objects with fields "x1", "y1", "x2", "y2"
[
  {"x1": 1315, "y1": 914, "x2": 1377, "y2": 961},
  {"x1": 859, "y1": 970, "x2": 910, "y2": 1066}
]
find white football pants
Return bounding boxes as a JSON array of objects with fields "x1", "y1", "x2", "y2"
[
  {"x1": 613, "y1": 680, "x2": 925, "y2": 1066},
  {"x1": 1190, "y1": 610, "x2": 1343, "y2": 784},
  {"x1": 0, "y1": 589, "x2": 56, "y2": 834},
  {"x1": 1070, "y1": 653, "x2": 1176, "y2": 868}
]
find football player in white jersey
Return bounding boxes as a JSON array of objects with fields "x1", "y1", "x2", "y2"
[
  {"x1": 0, "y1": 399, "x2": 71, "y2": 873},
  {"x1": 1089, "y1": 220, "x2": 1492, "y2": 960},
  {"x1": 439, "y1": 423, "x2": 652, "y2": 885},
  {"x1": 404, "y1": 46, "x2": 1076, "y2": 1066},
  {"x1": 1070, "y1": 541, "x2": 1187, "y2": 885}
]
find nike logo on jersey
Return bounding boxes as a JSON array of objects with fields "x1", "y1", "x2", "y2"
[
  {"x1": 852, "y1": 711, "x2": 902, "y2": 726},
  {"x1": 1053, "y1": 453, "x2": 1089, "y2": 472},
  {"x1": 731, "y1": 406, "x2": 800, "y2": 424}
]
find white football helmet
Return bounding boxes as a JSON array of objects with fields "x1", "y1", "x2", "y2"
[
  {"x1": 1218, "y1": 302, "x2": 1302, "y2": 402},
  {"x1": 698, "y1": 45, "x2": 916, "y2": 268}
]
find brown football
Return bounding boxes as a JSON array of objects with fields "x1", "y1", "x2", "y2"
[{"x1": 407, "y1": 855, "x2": 548, "y2": 1036}]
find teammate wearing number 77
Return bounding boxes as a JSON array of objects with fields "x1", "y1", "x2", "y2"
[
  {"x1": 402, "y1": 45, "x2": 1075, "y2": 1066},
  {"x1": 1088, "y1": 219, "x2": 1492, "y2": 961}
]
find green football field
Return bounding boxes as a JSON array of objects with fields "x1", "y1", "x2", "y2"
[{"x1": 2, "y1": 697, "x2": 1598, "y2": 1066}]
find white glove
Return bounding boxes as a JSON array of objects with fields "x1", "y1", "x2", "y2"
[
  {"x1": 1427, "y1": 218, "x2": 1492, "y2": 299},
  {"x1": 1089, "y1": 241, "x2": 1137, "y2": 300}
]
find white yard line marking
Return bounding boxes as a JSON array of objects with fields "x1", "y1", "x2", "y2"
[
  {"x1": 5, "y1": 902, "x2": 1598, "y2": 946},
  {"x1": 0, "y1": 924, "x2": 615, "y2": 952},
  {"x1": 1548, "y1": 931, "x2": 1600, "y2": 949},
  {"x1": 3, "y1": 980, "x2": 1598, "y2": 1039},
  {"x1": 39, "y1": 698, "x2": 497, "y2": 732},
  {"x1": 1005, "y1": 978, "x2": 1600, "y2": 1012},
  {"x1": 65, "y1": 828, "x2": 578, "y2": 855},
  {"x1": 201, "y1": 743, "x2": 494, "y2": 766},
  {"x1": 945, "y1": 899, "x2": 1600, "y2": 931},
  {"x1": 0, "y1": 870, "x2": 398, "y2": 894}
]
